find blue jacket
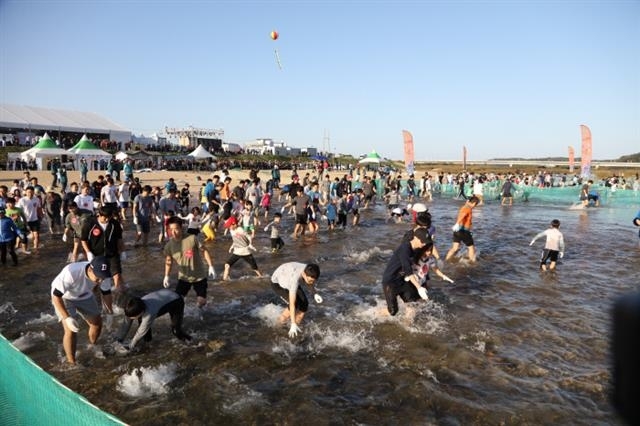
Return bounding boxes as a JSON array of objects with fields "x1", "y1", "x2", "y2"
[{"x1": 0, "y1": 216, "x2": 22, "y2": 243}]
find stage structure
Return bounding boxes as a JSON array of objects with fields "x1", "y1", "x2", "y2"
[{"x1": 164, "y1": 126, "x2": 224, "y2": 152}]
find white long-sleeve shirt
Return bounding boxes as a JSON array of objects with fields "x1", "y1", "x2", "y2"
[{"x1": 531, "y1": 228, "x2": 565, "y2": 252}]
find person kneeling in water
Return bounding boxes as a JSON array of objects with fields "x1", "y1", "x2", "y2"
[{"x1": 115, "y1": 289, "x2": 191, "y2": 351}]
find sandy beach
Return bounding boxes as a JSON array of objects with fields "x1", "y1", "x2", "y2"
[{"x1": 0, "y1": 167, "x2": 353, "y2": 195}]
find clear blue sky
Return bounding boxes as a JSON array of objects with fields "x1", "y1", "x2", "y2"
[{"x1": 1, "y1": 1, "x2": 638, "y2": 161}]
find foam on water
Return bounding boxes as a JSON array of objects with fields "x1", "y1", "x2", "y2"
[
  {"x1": 26, "y1": 312, "x2": 57, "y2": 325},
  {"x1": 271, "y1": 338, "x2": 304, "y2": 361},
  {"x1": 304, "y1": 322, "x2": 374, "y2": 353},
  {"x1": 217, "y1": 373, "x2": 267, "y2": 413},
  {"x1": 250, "y1": 303, "x2": 283, "y2": 327},
  {"x1": 348, "y1": 298, "x2": 449, "y2": 335},
  {"x1": 459, "y1": 330, "x2": 491, "y2": 353},
  {"x1": 11, "y1": 331, "x2": 47, "y2": 351},
  {"x1": 116, "y1": 363, "x2": 178, "y2": 397},
  {"x1": 0, "y1": 302, "x2": 17, "y2": 315},
  {"x1": 346, "y1": 246, "x2": 391, "y2": 264}
]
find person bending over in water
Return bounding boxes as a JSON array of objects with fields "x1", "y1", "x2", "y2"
[
  {"x1": 381, "y1": 228, "x2": 432, "y2": 316},
  {"x1": 271, "y1": 262, "x2": 321, "y2": 338},
  {"x1": 115, "y1": 288, "x2": 191, "y2": 352},
  {"x1": 530, "y1": 219, "x2": 565, "y2": 271}
]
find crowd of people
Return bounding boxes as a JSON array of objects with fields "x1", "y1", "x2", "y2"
[{"x1": 8, "y1": 161, "x2": 640, "y2": 366}]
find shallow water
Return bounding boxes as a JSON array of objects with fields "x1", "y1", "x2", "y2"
[{"x1": 1, "y1": 192, "x2": 639, "y2": 425}]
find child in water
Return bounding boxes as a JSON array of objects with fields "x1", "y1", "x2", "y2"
[
  {"x1": 413, "y1": 241, "x2": 455, "y2": 294},
  {"x1": 264, "y1": 212, "x2": 285, "y2": 253},
  {"x1": 529, "y1": 219, "x2": 565, "y2": 271}
]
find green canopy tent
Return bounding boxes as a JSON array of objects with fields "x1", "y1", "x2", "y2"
[
  {"x1": 67, "y1": 134, "x2": 112, "y2": 170},
  {"x1": 19, "y1": 133, "x2": 76, "y2": 170},
  {"x1": 358, "y1": 150, "x2": 383, "y2": 165}
]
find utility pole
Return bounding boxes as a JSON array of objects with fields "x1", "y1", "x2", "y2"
[{"x1": 322, "y1": 129, "x2": 330, "y2": 155}]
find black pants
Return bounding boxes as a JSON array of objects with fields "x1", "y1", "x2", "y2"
[
  {"x1": 270, "y1": 237, "x2": 284, "y2": 250},
  {"x1": 337, "y1": 213, "x2": 347, "y2": 228},
  {"x1": 150, "y1": 297, "x2": 190, "y2": 341},
  {"x1": 0, "y1": 240, "x2": 17, "y2": 266}
]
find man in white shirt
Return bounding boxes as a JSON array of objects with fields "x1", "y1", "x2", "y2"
[
  {"x1": 270, "y1": 262, "x2": 321, "y2": 338},
  {"x1": 100, "y1": 177, "x2": 119, "y2": 216},
  {"x1": 17, "y1": 186, "x2": 43, "y2": 250},
  {"x1": 50, "y1": 256, "x2": 114, "y2": 364},
  {"x1": 73, "y1": 185, "x2": 95, "y2": 213}
]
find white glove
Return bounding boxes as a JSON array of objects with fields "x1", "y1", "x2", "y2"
[
  {"x1": 87, "y1": 252, "x2": 95, "y2": 262},
  {"x1": 104, "y1": 313, "x2": 114, "y2": 329},
  {"x1": 163, "y1": 275, "x2": 171, "y2": 288},
  {"x1": 280, "y1": 206, "x2": 286, "y2": 214},
  {"x1": 321, "y1": 215, "x2": 327, "y2": 221},
  {"x1": 452, "y1": 224, "x2": 461, "y2": 232},
  {"x1": 113, "y1": 341, "x2": 130, "y2": 355},
  {"x1": 62, "y1": 233, "x2": 68, "y2": 243},
  {"x1": 133, "y1": 216, "x2": 139, "y2": 225},
  {"x1": 208, "y1": 266, "x2": 216, "y2": 279},
  {"x1": 418, "y1": 287, "x2": 429, "y2": 301},
  {"x1": 64, "y1": 316, "x2": 80, "y2": 332},
  {"x1": 314, "y1": 293, "x2": 323, "y2": 304},
  {"x1": 156, "y1": 215, "x2": 162, "y2": 223},
  {"x1": 288, "y1": 322, "x2": 301, "y2": 338},
  {"x1": 559, "y1": 252, "x2": 564, "y2": 259},
  {"x1": 443, "y1": 276, "x2": 454, "y2": 283},
  {"x1": 311, "y1": 212, "x2": 316, "y2": 220},
  {"x1": 248, "y1": 244, "x2": 257, "y2": 252},
  {"x1": 120, "y1": 251, "x2": 127, "y2": 261},
  {"x1": 264, "y1": 226, "x2": 269, "y2": 232},
  {"x1": 529, "y1": 240, "x2": 535, "y2": 246}
]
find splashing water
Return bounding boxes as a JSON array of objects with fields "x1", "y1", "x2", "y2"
[{"x1": 116, "y1": 363, "x2": 178, "y2": 397}]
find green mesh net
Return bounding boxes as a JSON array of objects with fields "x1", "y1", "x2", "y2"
[{"x1": 0, "y1": 334, "x2": 125, "y2": 426}]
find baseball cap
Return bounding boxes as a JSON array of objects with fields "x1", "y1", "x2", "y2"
[
  {"x1": 223, "y1": 216, "x2": 238, "y2": 228},
  {"x1": 415, "y1": 211, "x2": 432, "y2": 227},
  {"x1": 411, "y1": 203, "x2": 428, "y2": 213},
  {"x1": 90, "y1": 256, "x2": 112, "y2": 279},
  {"x1": 413, "y1": 228, "x2": 432, "y2": 245}
]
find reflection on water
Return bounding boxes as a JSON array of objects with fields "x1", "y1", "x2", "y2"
[{"x1": 1, "y1": 195, "x2": 638, "y2": 425}]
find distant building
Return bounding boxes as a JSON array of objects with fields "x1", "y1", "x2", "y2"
[
  {"x1": 301, "y1": 147, "x2": 318, "y2": 157},
  {"x1": 164, "y1": 126, "x2": 224, "y2": 151},
  {"x1": 245, "y1": 138, "x2": 276, "y2": 155},
  {"x1": 132, "y1": 133, "x2": 166, "y2": 146},
  {"x1": 222, "y1": 142, "x2": 243, "y2": 153}
]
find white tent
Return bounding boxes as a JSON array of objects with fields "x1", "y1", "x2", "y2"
[
  {"x1": 358, "y1": 150, "x2": 383, "y2": 165},
  {"x1": 188, "y1": 144, "x2": 216, "y2": 159},
  {"x1": 0, "y1": 103, "x2": 132, "y2": 144},
  {"x1": 20, "y1": 133, "x2": 76, "y2": 170},
  {"x1": 115, "y1": 151, "x2": 129, "y2": 161},
  {"x1": 67, "y1": 135, "x2": 113, "y2": 170}
]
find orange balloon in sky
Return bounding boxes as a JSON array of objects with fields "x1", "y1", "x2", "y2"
[{"x1": 270, "y1": 31, "x2": 278, "y2": 40}]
